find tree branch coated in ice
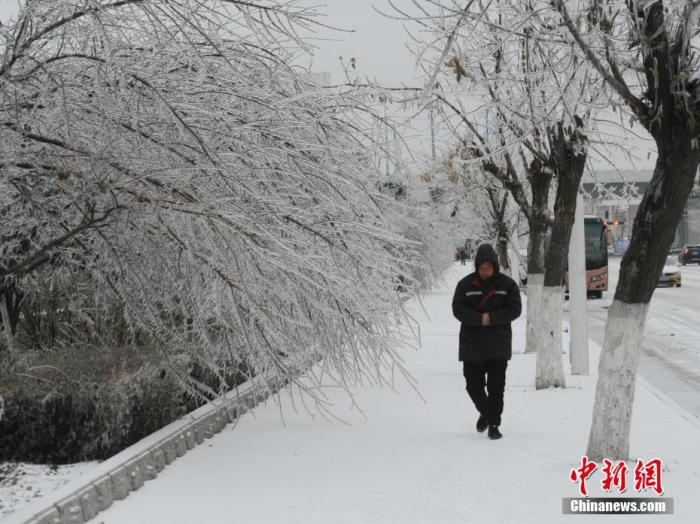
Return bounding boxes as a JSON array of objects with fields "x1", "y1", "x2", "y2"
[{"x1": 0, "y1": 0, "x2": 429, "y2": 406}]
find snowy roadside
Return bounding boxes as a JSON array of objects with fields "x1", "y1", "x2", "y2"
[
  {"x1": 82, "y1": 263, "x2": 700, "y2": 524},
  {"x1": 0, "y1": 462, "x2": 97, "y2": 519}
]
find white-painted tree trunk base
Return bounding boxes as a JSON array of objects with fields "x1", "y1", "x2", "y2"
[
  {"x1": 525, "y1": 274, "x2": 544, "y2": 354},
  {"x1": 508, "y1": 246, "x2": 520, "y2": 284},
  {"x1": 587, "y1": 300, "x2": 649, "y2": 461},
  {"x1": 535, "y1": 285, "x2": 566, "y2": 389}
]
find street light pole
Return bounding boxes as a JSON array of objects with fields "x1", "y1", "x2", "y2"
[
  {"x1": 429, "y1": 103, "x2": 436, "y2": 161},
  {"x1": 385, "y1": 115, "x2": 390, "y2": 177},
  {"x1": 568, "y1": 191, "x2": 589, "y2": 375}
]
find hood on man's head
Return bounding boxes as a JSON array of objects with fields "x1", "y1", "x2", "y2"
[{"x1": 474, "y1": 243, "x2": 500, "y2": 275}]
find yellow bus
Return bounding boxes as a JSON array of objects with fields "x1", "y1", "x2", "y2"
[
  {"x1": 544, "y1": 215, "x2": 609, "y2": 298},
  {"x1": 583, "y1": 215, "x2": 609, "y2": 298}
]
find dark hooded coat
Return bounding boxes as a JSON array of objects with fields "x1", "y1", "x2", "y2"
[{"x1": 452, "y1": 244, "x2": 522, "y2": 361}]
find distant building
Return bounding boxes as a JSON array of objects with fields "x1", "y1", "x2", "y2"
[
  {"x1": 582, "y1": 169, "x2": 653, "y2": 196},
  {"x1": 582, "y1": 168, "x2": 700, "y2": 248},
  {"x1": 582, "y1": 170, "x2": 649, "y2": 247},
  {"x1": 683, "y1": 199, "x2": 700, "y2": 246}
]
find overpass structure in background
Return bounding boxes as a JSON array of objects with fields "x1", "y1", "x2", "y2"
[{"x1": 583, "y1": 168, "x2": 700, "y2": 248}]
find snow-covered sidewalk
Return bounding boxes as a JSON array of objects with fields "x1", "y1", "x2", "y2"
[{"x1": 88, "y1": 264, "x2": 700, "y2": 523}]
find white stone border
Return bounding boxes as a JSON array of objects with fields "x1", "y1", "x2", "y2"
[{"x1": 2, "y1": 374, "x2": 290, "y2": 524}]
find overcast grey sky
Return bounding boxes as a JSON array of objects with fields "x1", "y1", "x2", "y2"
[
  {"x1": 297, "y1": 1, "x2": 422, "y2": 87},
  {"x1": 0, "y1": 0, "x2": 19, "y2": 23}
]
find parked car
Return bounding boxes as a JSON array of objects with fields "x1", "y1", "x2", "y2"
[
  {"x1": 679, "y1": 245, "x2": 700, "y2": 265},
  {"x1": 658, "y1": 256, "x2": 681, "y2": 287}
]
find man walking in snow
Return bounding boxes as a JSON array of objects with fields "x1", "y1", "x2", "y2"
[{"x1": 452, "y1": 243, "x2": 522, "y2": 440}]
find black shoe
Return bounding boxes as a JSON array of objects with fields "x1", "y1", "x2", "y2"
[
  {"x1": 488, "y1": 425, "x2": 502, "y2": 440},
  {"x1": 476, "y1": 414, "x2": 489, "y2": 433}
]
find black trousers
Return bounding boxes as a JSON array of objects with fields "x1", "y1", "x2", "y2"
[{"x1": 462, "y1": 359, "x2": 508, "y2": 426}]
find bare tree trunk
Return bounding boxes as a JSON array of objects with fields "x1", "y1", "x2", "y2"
[
  {"x1": 552, "y1": 0, "x2": 700, "y2": 462},
  {"x1": 0, "y1": 296, "x2": 17, "y2": 357},
  {"x1": 496, "y1": 231, "x2": 511, "y2": 275},
  {"x1": 587, "y1": 141, "x2": 700, "y2": 460},
  {"x1": 536, "y1": 121, "x2": 587, "y2": 389},
  {"x1": 486, "y1": 187, "x2": 512, "y2": 275},
  {"x1": 525, "y1": 217, "x2": 546, "y2": 354},
  {"x1": 524, "y1": 159, "x2": 552, "y2": 354}
]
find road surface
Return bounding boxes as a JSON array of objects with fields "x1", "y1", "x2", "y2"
[{"x1": 572, "y1": 256, "x2": 700, "y2": 420}]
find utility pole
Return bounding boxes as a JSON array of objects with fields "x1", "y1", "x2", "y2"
[
  {"x1": 385, "y1": 116, "x2": 390, "y2": 177},
  {"x1": 680, "y1": 208, "x2": 689, "y2": 246},
  {"x1": 568, "y1": 191, "x2": 589, "y2": 374},
  {"x1": 429, "y1": 103, "x2": 436, "y2": 161}
]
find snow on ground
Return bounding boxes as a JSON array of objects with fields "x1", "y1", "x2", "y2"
[
  {"x1": 0, "y1": 462, "x2": 97, "y2": 518},
  {"x1": 85, "y1": 263, "x2": 700, "y2": 524}
]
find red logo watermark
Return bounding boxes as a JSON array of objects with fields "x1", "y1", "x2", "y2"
[
  {"x1": 570, "y1": 457, "x2": 664, "y2": 497},
  {"x1": 634, "y1": 458, "x2": 664, "y2": 495}
]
